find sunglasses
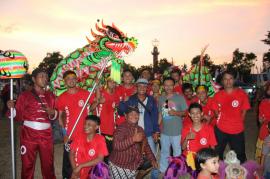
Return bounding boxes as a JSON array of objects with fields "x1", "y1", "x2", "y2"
[{"x1": 165, "y1": 99, "x2": 169, "y2": 109}]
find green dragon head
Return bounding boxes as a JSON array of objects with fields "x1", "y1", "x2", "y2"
[
  {"x1": 86, "y1": 20, "x2": 138, "y2": 59},
  {"x1": 50, "y1": 21, "x2": 138, "y2": 96}
]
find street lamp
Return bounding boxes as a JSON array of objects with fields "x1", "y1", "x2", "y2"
[{"x1": 152, "y1": 39, "x2": 160, "y2": 73}]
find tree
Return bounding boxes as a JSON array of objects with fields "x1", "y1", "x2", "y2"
[
  {"x1": 228, "y1": 49, "x2": 257, "y2": 82},
  {"x1": 262, "y1": 51, "x2": 270, "y2": 72},
  {"x1": 157, "y1": 58, "x2": 172, "y2": 74},
  {"x1": 38, "y1": 52, "x2": 64, "y2": 78},
  {"x1": 262, "y1": 31, "x2": 270, "y2": 45},
  {"x1": 262, "y1": 31, "x2": 270, "y2": 72}
]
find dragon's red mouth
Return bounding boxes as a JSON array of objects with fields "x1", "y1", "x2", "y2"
[{"x1": 105, "y1": 42, "x2": 134, "y2": 55}]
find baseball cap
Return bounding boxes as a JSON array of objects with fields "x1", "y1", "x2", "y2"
[{"x1": 136, "y1": 78, "x2": 148, "y2": 85}]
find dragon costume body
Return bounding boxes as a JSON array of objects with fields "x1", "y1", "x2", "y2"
[{"x1": 50, "y1": 20, "x2": 138, "y2": 96}]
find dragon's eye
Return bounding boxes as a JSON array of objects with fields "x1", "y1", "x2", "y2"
[{"x1": 108, "y1": 31, "x2": 121, "y2": 42}]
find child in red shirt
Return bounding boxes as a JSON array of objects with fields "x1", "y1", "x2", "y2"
[
  {"x1": 181, "y1": 102, "x2": 217, "y2": 170},
  {"x1": 196, "y1": 148, "x2": 220, "y2": 179},
  {"x1": 70, "y1": 115, "x2": 108, "y2": 179}
]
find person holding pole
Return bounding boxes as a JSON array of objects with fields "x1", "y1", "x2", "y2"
[
  {"x1": 7, "y1": 68, "x2": 57, "y2": 179},
  {"x1": 55, "y1": 70, "x2": 99, "y2": 179}
]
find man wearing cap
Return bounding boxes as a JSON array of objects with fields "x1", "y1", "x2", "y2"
[
  {"x1": 118, "y1": 78, "x2": 160, "y2": 178},
  {"x1": 109, "y1": 106, "x2": 158, "y2": 178},
  {"x1": 7, "y1": 68, "x2": 57, "y2": 179}
]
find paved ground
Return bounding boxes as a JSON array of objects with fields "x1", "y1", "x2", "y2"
[{"x1": 0, "y1": 108, "x2": 259, "y2": 179}]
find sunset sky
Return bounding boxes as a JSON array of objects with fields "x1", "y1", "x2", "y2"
[{"x1": 1, "y1": 0, "x2": 270, "y2": 72}]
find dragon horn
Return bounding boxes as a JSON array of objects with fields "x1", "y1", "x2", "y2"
[
  {"x1": 86, "y1": 36, "x2": 92, "y2": 44},
  {"x1": 101, "y1": 20, "x2": 107, "y2": 28},
  {"x1": 112, "y1": 23, "x2": 125, "y2": 37},
  {"x1": 91, "y1": 29, "x2": 100, "y2": 38},
  {"x1": 95, "y1": 23, "x2": 106, "y2": 34}
]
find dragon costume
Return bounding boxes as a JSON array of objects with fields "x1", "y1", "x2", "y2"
[
  {"x1": 183, "y1": 45, "x2": 220, "y2": 96},
  {"x1": 50, "y1": 20, "x2": 138, "y2": 96}
]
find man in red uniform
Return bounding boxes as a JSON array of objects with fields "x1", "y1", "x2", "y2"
[
  {"x1": 7, "y1": 68, "x2": 57, "y2": 179},
  {"x1": 171, "y1": 68, "x2": 183, "y2": 95},
  {"x1": 116, "y1": 70, "x2": 136, "y2": 124},
  {"x1": 56, "y1": 70, "x2": 98, "y2": 179},
  {"x1": 96, "y1": 77, "x2": 119, "y2": 162},
  {"x1": 212, "y1": 70, "x2": 250, "y2": 163},
  {"x1": 69, "y1": 115, "x2": 108, "y2": 179}
]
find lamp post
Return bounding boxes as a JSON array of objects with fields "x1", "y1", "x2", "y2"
[{"x1": 152, "y1": 39, "x2": 159, "y2": 73}]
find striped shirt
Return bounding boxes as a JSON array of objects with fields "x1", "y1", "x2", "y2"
[{"x1": 109, "y1": 121, "x2": 156, "y2": 170}]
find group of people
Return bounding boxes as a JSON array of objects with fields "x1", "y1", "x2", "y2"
[{"x1": 5, "y1": 66, "x2": 270, "y2": 179}]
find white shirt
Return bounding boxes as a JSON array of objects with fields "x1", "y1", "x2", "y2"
[{"x1": 138, "y1": 97, "x2": 148, "y2": 129}]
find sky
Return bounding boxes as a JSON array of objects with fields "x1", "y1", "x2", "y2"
[{"x1": 1, "y1": 0, "x2": 270, "y2": 72}]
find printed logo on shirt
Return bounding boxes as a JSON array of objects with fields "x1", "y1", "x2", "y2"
[
  {"x1": 88, "y1": 149, "x2": 95, "y2": 156},
  {"x1": 200, "y1": 138, "x2": 207, "y2": 145},
  {"x1": 78, "y1": 100, "x2": 85, "y2": 107},
  {"x1": 231, "y1": 100, "x2": 239, "y2": 108},
  {"x1": 162, "y1": 100, "x2": 177, "y2": 120},
  {"x1": 20, "y1": 145, "x2": 27, "y2": 155}
]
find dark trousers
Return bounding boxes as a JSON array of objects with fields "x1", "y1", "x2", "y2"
[
  {"x1": 214, "y1": 126, "x2": 247, "y2": 163},
  {"x1": 62, "y1": 145, "x2": 72, "y2": 179},
  {"x1": 101, "y1": 133, "x2": 113, "y2": 164}
]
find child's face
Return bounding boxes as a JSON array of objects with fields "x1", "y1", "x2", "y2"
[
  {"x1": 84, "y1": 120, "x2": 98, "y2": 134},
  {"x1": 201, "y1": 157, "x2": 219, "y2": 174},
  {"x1": 189, "y1": 108, "x2": 203, "y2": 123}
]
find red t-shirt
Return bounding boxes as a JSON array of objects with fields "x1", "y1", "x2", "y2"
[
  {"x1": 258, "y1": 99, "x2": 270, "y2": 139},
  {"x1": 14, "y1": 90, "x2": 56, "y2": 123},
  {"x1": 200, "y1": 97, "x2": 216, "y2": 126},
  {"x1": 212, "y1": 88, "x2": 250, "y2": 134},
  {"x1": 115, "y1": 85, "x2": 136, "y2": 100},
  {"x1": 115, "y1": 84, "x2": 137, "y2": 125},
  {"x1": 181, "y1": 123, "x2": 217, "y2": 155},
  {"x1": 98, "y1": 88, "x2": 120, "y2": 135},
  {"x1": 70, "y1": 134, "x2": 108, "y2": 179},
  {"x1": 56, "y1": 88, "x2": 92, "y2": 140},
  {"x1": 173, "y1": 84, "x2": 183, "y2": 95}
]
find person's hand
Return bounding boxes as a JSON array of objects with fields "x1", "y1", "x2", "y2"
[
  {"x1": 71, "y1": 165, "x2": 81, "y2": 179},
  {"x1": 168, "y1": 109, "x2": 176, "y2": 116},
  {"x1": 133, "y1": 128, "x2": 144, "y2": 142},
  {"x1": 7, "y1": 100, "x2": 15, "y2": 109},
  {"x1": 71, "y1": 171, "x2": 79, "y2": 179},
  {"x1": 203, "y1": 115, "x2": 211, "y2": 123},
  {"x1": 151, "y1": 160, "x2": 159, "y2": 169},
  {"x1": 152, "y1": 132, "x2": 159, "y2": 142},
  {"x1": 124, "y1": 95, "x2": 129, "y2": 102},
  {"x1": 45, "y1": 107, "x2": 55, "y2": 116},
  {"x1": 186, "y1": 129, "x2": 195, "y2": 140}
]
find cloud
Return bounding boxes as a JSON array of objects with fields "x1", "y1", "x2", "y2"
[{"x1": 0, "y1": 24, "x2": 19, "y2": 33}]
